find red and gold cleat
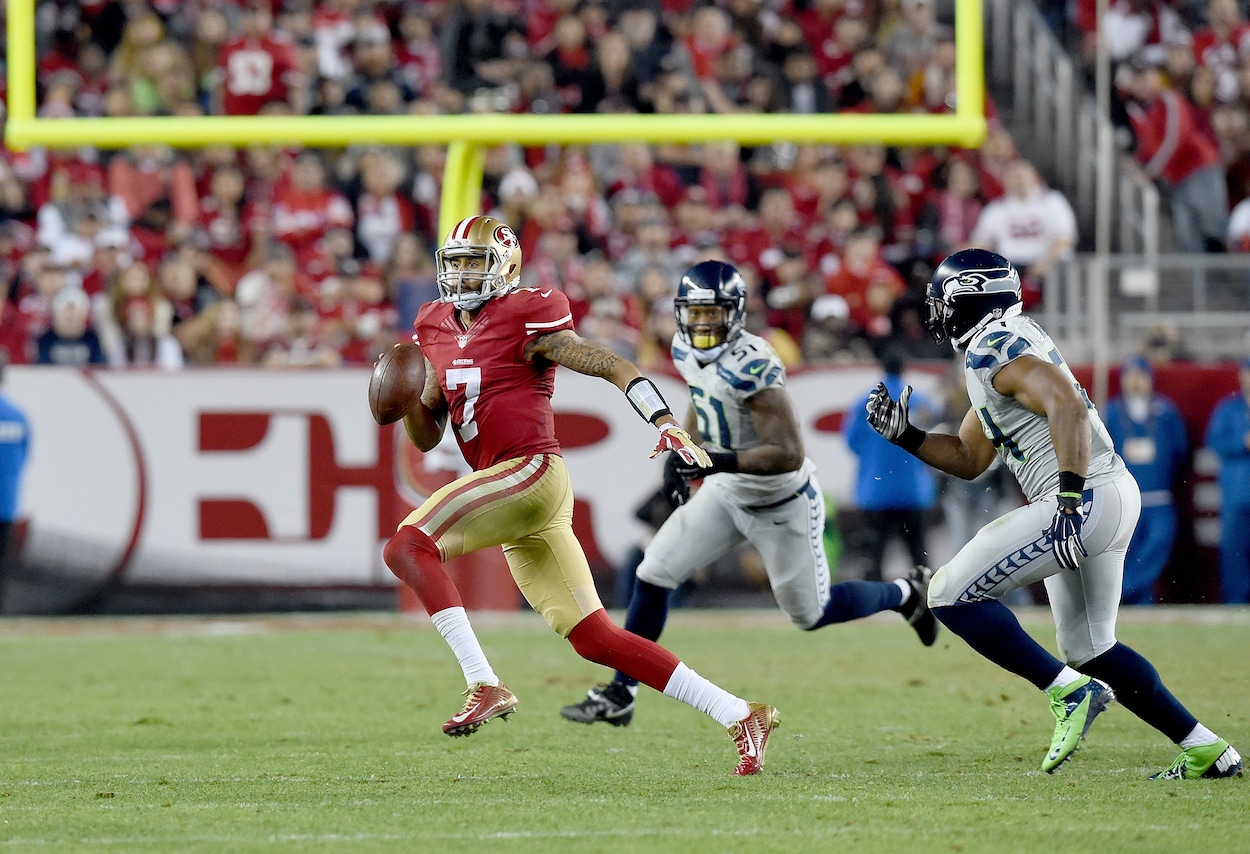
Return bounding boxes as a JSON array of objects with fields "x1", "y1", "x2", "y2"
[
  {"x1": 728, "y1": 702, "x2": 780, "y2": 776},
  {"x1": 443, "y1": 682, "x2": 518, "y2": 737}
]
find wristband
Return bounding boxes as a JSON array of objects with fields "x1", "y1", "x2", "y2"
[
  {"x1": 895, "y1": 424, "x2": 927, "y2": 454},
  {"x1": 625, "y1": 377, "x2": 672, "y2": 425},
  {"x1": 1058, "y1": 470, "x2": 1085, "y2": 498},
  {"x1": 705, "y1": 451, "x2": 740, "y2": 474}
]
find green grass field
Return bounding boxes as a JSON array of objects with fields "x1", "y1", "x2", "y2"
[{"x1": 0, "y1": 608, "x2": 1246, "y2": 853}]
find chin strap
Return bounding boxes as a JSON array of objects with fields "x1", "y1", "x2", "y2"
[{"x1": 953, "y1": 302, "x2": 1023, "y2": 349}]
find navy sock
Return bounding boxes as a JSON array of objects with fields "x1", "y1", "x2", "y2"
[
  {"x1": 1081, "y1": 642, "x2": 1197, "y2": 743},
  {"x1": 807, "y1": 580, "x2": 905, "y2": 630},
  {"x1": 932, "y1": 601, "x2": 1065, "y2": 690},
  {"x1": 613, "y1": 579, "x2": 671, "y2": 688}
]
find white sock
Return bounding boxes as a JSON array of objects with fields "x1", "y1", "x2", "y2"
[
  {"x1": 662, "y1": 662, "x2": 750, "y2": 728},
  {"x1": 1045, "y1": 666, "x2": 1084, "y2": 693},
  {"x1": 430, "y1": 606, "x2": 498, "y2": 687},
  {"x1": 1180, "y1": 723, "x2": 1220, "y2": 749},
  {"x1": 893, "y1": 578, "x2": 912, "y2": 606}
]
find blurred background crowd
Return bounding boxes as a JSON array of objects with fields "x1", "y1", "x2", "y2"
[{"x1": 9, "y1": 0, "x2": 1081, "y2": 371}]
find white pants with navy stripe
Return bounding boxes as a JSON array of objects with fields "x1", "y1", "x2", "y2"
[
  {"x1": 928, "y1": 469, "x2": 1141, "y2": 666},
  {"x1": 637, "y1": 473, "x2": 832, "y2": 629}
]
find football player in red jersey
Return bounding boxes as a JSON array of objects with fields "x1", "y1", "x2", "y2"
[{"x1": 382, "y1": 215, "x2": 779, "y2": 775}]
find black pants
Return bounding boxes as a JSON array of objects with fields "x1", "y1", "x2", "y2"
[{"x1": 861, "y1": 509, "x2": 928, "y2": 582}]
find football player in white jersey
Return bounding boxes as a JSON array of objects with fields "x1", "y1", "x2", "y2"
[
  {"x1": 561, "y1": 260, "x2": 938, "y2": 727},
  {"x1": 865, "y1": 248, "x2": 1242, "y2": 780}
]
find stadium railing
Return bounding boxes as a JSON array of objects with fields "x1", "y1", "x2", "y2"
[{"x1": 986, "y1": 0, "x2": 1160, "y2": 255}]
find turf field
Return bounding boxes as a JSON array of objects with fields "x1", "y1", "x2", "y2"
[{"x1": 0, "y1": 608, "x2": 1246, "y2": 853}]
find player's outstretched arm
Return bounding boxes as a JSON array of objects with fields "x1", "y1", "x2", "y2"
[
  {"x1": 865, "y1": 383, "x2": 995, "y2": 479},
  {"x1": 525, "y1": 329, "x2": 641, "y2": 390},
  {"x1": 526, "y1": 329, "x2": 710, "y2": 468},
  {"x1": 402, "y1": 357, "x2": 448, "y2": 452},
  {"x1": 992, "y1": 355, "x2": 1090, "y2": 477},
  {"x1": 912, "y1": 407, "x2": 998, "y2": 480}
]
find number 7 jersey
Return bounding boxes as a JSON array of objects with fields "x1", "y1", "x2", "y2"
[
  {"x1": 413, "y1": 288, "x2": 575, "y2": 471},
  {"x1": 963, "y1": 314, "x2": 1125, "y2": 503}
]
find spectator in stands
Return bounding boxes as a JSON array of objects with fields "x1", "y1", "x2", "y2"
[
  {"x1": 969, "y1": 159, "x2": 1077, "y2": 307},
  {"x1": 355, "y1": 150, "x2": 415, "y2": 267},
  {"x1": 270, "y1": 151, "x2": 354, "y2": 266},
  {"x1": 614, "y1": 210, "x2": 688, "y2": 296},
  {"x1": 1104, "y1": 357, "x2": 1190, "y2": 604},
  {"x1": 215, "y1": 2, "x2": 304, "y2": 116},
  {"x1": 106, "y1": 296, "x2": 185, "y2": 370},
  {"x1": 1205, "y1": 356, "x2": 1250, "y2": 603},
  {"x1": 439, "y1": 0, "x2": 526, "y2": 94},
  {"x1": 918, "y1": 157, "x2": 984, "y2": 261},
  {"x1": 823, "y1": 226, "x2": 906, "y2": 339},
  {"x1": 802, "y1": 294, "x2": 874, "y2": 363},
  {"x1": 1191, "y1": 0, "x2": 1250, "y2": 103},
  {"x1": 37, "y1": 288, "x2": 104, "y2": 366},
  {"x1": 108, "y1": 144, "x2": 199, "y2": 256},
  {"x1": 1126, "y1": 59, "x2": 1229, "y2": 252},
  {"x1": 843, "y1": 349, "x2": 939, "y2": 582},
  {"x1": 885, "y1": 0, "x2": 940, "y2": 80}
]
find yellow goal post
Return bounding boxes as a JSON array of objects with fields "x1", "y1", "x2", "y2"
[{"x1": 5, "y1": 0, "x2": 985, "y2": 238}]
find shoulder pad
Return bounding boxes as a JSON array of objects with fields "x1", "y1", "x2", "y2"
[
  {"x1": 966, "y1": 323, "x2": 1035, "y2": 372},
  {"x1": 716, "y1": 335, "x2": 785, "y2": 395}
]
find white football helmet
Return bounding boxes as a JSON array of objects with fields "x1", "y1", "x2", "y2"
[{"x1": 435, "y1": 215, "x2": 523, "y2": 310}]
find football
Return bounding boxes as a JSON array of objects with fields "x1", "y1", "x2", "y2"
[{"x1": 369, "y1": 342, "x2": 426, "y2": 425}]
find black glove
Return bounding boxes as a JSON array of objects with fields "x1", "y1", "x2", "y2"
[
  {"x1": 1047, "y1": 492, "x2": 1088, "y2": 571},
  {"x1": 672, "y1": 451, "x2": 740, "y2": 482},
  {"x1": 663, "y1": 452, "x2": 690, "y2": 507}
]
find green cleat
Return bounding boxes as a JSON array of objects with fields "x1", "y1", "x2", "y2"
[
  {"x1": 1042, "y1": 675, "x2": 1115, "y2": 773},
  {"x1": 1151, "y1": 740, "x2": 1243, "y2": 780}
]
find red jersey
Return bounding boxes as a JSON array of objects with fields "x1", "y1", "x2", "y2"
[
  {"x1": 218, "y1": 35, "x2": 299, "y2": 116},
  {"x1": 414, "y1": 288, "x2": 576, "y2": 470}
]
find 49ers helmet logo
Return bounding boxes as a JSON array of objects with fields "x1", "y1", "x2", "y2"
[{"x1": 494, "y1": 225, "x2": 519, "y2": 249}]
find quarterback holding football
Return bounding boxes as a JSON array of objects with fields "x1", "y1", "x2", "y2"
[{"x1": 379, "y1": 216, "x2": 780, "y2": 776}]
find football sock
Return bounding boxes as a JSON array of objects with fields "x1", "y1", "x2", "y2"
[
  {"x1": 1081, "y1": 642, "x2": 1197, "y2": 743},
  {"x1": 1180, "y1": 723, "x2": 1220, "y2": 749},
  {"x1": 932, "y1": 601, "x2": 1065, "y2": 690},
  {"x1": 567, "y1": 609, "x2": 680, "y2": 692},
  {"x1": 613, "y1": 580, "x2": 674, "y2": 688},
  {"x1": 894, "y1": 578, "x2": 913, "y2": 606},
  {"x1": 430, "y1": 607, "x2": 498, "y2": 687},
  {"x1": 663, "y1": 662, "x2": 751, "y2": 728},
  {"x1": 808, "y1": 580, "x2": 906, "y2": 630},
  {"x1": 1045, "y1": 666, "x2": 1084, "y2": 693},
  {"x1": 382, "y1": 525, "x2": 462, "y2": 615}
]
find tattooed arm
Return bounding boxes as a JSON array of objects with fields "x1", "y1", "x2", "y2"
[{"x1": 524, "y1": 329, "x2": 642, "y2": 392}]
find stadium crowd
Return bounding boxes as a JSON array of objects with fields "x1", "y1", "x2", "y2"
[{"x1": 5, "y1": 0, "x2": 1078, "y2": 370}]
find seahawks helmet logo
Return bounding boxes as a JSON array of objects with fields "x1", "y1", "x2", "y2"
[{"x1": 942, "y1": 267, "x2": 1017, "y2": 298}]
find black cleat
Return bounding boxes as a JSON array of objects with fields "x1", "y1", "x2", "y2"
[
  {"x1": 560, "y1": 682, "x2": 635, "y2": 726},
  {"x1": 900, "y1": 565, "x2": 939, "y2": 647}
]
